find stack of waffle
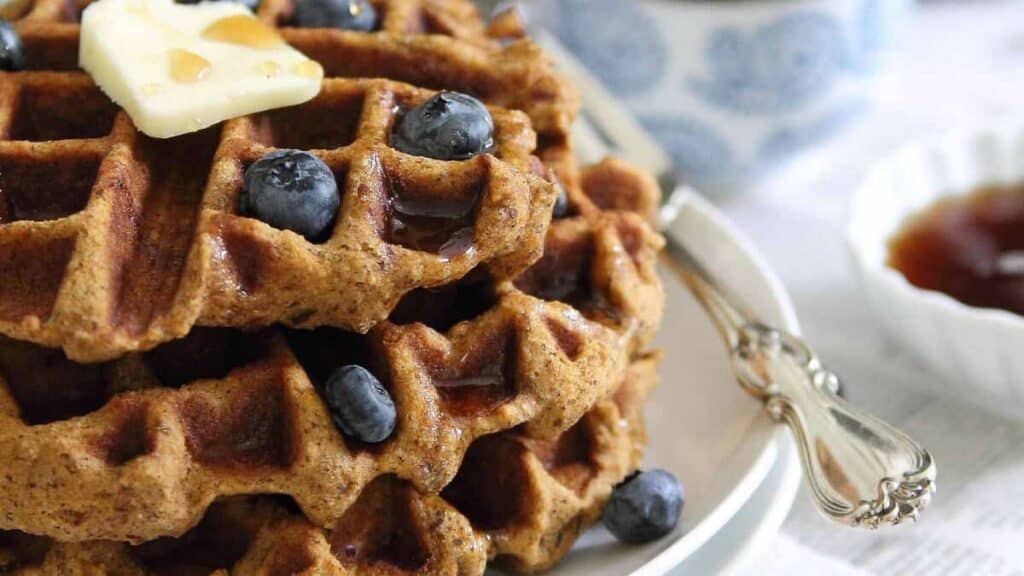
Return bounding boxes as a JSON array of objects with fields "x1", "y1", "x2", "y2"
[{"x1": 0, "y1": 0, "x2": 667, "y2": 573}]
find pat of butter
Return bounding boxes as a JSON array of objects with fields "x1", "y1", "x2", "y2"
[{"x1": 80, "y1": 0, "x2": 323, "y2": 139}]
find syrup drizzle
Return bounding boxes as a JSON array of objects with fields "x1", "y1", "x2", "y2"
[
  {"x1": 258, "y1": 61, "x2": 282, "y2": 78},
  {"x1": 169, "y1": 49, "x2": 211, "y2": 84},
  {"x1": 293, "y1": 60, "x2": 324, "y2": 79},
  {"x1": 389, "y1": 195, "x2": 477, "y2": 260},
  {"x1": 202, "y1": 15, "x2": 284, "y2": 49}
]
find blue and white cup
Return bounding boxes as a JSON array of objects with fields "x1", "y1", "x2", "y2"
[{"x1": 530, "y1": 0, "x2": 912, "y2": 195}]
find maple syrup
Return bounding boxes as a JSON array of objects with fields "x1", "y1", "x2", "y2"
[
  {"x1": 202, "y1": 15, "x2": 283, "y2": 49},
  {"x1": 258, "y1": 61, "x2": 281, "y2": 78},
  {"x1": 388, "y1": 194, "x2": 478, "y2": 260},
  {"x1": 293, "y1": 60, "x2": 324, "y2": 79},
  {"x1": 168, "y1": 49, "x2": 211, "y2": 84},
  {"x1": 888, "y1": 182, "x2": 1024, "y2": 316}
]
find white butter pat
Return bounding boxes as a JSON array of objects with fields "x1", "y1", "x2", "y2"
[{"x1": 80, "y1": 0, "x2": 323, "y2": 139}]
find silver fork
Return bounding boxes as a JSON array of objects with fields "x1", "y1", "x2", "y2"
[{"x1": 536, "y1": 31, "x2": 936, "y2": 528}]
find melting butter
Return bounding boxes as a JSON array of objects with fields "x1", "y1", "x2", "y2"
[{"x1": 79, "y1": 0, "x2": 323, "y2": 139}]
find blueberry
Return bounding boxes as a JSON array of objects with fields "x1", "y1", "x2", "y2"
[
  {"x1": 324, "y1": 365, "x2": 396, "y2": 444},
  {"x1": 552, "y1": 183, "x2": 570, "y2": 219},
  {"x1": 603, "y1": 469, "x2": 684, "y2": 544},
  {"x1": 241, "y1": 150, "x2": 340, "y2": 241},
  {"x1": 0, "y1": 20, "x2": 26, "y2": 72},
  {"x1": 293, "y1": 0, "x2": 377, "y2": 31},
  {"x1": 176, "y1": 0, "x2": 260, "y2": 10},
  {"x1": 392, "y1": 92, "x2": 495, "y2": 161}
]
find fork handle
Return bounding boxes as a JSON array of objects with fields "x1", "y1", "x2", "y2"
[
  {"x1": 731, "y1": 322, "x2": 936, "y2": 527},
  {"x1": 662, "y1": 249, "x2": 936, "y2": 528}
]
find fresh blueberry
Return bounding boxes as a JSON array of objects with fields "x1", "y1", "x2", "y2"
[
  {"x1": 324, "y1": 365, "x2": 397, "y2": 444},
  {"x1": 603, "y1": 469, "x2": 684, "y2": 544},
  {"x1": 392, "y1": 92, "x2": 495, "y2": 161},
  {"x1": 242, "y1": 149, "x2": 340, "y2": 241},
  {"x1": 293, "y1": 0, "x2": 378, "y2": 31},
  {"x1": 552, "y1": 183, "x2": 570, "y2": 219},
  {"x1": 0, "y1": 20, "x2": 26, "y2": 72},
  {"x1": 176, "y1": 0, "x2": 260, "y2": 10}
]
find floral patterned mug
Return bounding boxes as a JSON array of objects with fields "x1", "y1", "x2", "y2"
[{"x1": 527, "y1": 0, "x2": 912, "y2": 194}]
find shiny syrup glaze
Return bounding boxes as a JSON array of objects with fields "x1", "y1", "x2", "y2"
[
  {"x1": 889, "y1": 183, "x2": 1024, "y2": 316},
  {"x1": 422, "y1": 327, "x2": 517, "y2": 417},
  {"x1": 168, "y1": 49, "x2": 211, "y2": 84},
  {"x1": 388, "y1": 194, "x2": 477, "y2": 259},
  {"x1": 202, "y1": 15, "x2": 283, "y2": 49}
]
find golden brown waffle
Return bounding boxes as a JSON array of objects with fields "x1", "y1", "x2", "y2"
[
  {"x1": 0, "y1": 76, "x2": 560, "y2": 362},
  {"x1": 0, "y1": 481, "x2": 491, "y2": 575},
  {"x1": 8, "y1": 0, "x2": 578, "y2": 176},
  {"x1": 1, "y1": 0, "x2": 580, "y2": 363},
  {"x1": 0, "y1": 355, "x2": 657, "y2": 576},
  {"x1": 0, "y1": 3, "x2": 669, "y2": 570},
  {"x1": 514, "y1": 157, "x2": 665, "y2": 355},
  {"x1": 448, "y1": 354, "x2": 659, "y2": 573},
  {"x1": 0, "y1": 151, "x2": 664, "y2": 543}
]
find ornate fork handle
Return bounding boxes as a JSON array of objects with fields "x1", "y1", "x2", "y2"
[{"x1": 662, "y1": 238, "x2": 936, "y2": 528}]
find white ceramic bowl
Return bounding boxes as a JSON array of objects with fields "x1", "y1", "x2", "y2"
[
  {"x1": 848, "y1": 126, "x2": 1024, "y2": 419},
  {"x1": 527, "y1": 0, "x2": 911, "y2": 194}
]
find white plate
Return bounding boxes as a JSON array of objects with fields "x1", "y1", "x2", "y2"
[
  {"x1": 547, "y1": 193, "x2": 802, "y2": 575},
  {"x1": 677, "y1": 435, "x2": 801, "y2": 576}
]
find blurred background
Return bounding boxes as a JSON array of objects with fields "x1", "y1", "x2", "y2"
[
  {"x1": 478, "y1": 0, "x2": 1021, "y2": 196},
  {"x1": 475, "y1": 0, "x2": 1024, "y2": 574}
]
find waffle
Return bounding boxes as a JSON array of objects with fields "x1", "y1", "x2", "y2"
[
  {"x1": 0, "y1": 154, "x2": 663, "y2": 541},
  {"x1": 1, "y1": 0, "x2": 579, "y2": 363},
  {"x1": 0, "y1": 355, "x2": 656, "y2": 575},
  {"x1": 7, "y1": 0, "x2": 577, "y2": 181},
  {"x1": 0, "y1": 1, "x2": 671, "y2": 571}
]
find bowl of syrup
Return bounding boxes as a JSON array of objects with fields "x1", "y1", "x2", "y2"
[{"x1": 849, "y1": 126, "x2": 1024, "y2": 419}]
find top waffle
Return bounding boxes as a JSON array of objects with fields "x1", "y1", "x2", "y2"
[
  {"x1": 0, "y1": 0, "x2": 581, "y2": 362},
  {"x1": 8, "y1": 0, "x2": 577, "y2": 144}
]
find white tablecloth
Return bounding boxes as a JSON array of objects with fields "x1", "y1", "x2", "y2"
[{"x1": 734, "y1": 3, "x2": 1024, "y2": 574}]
